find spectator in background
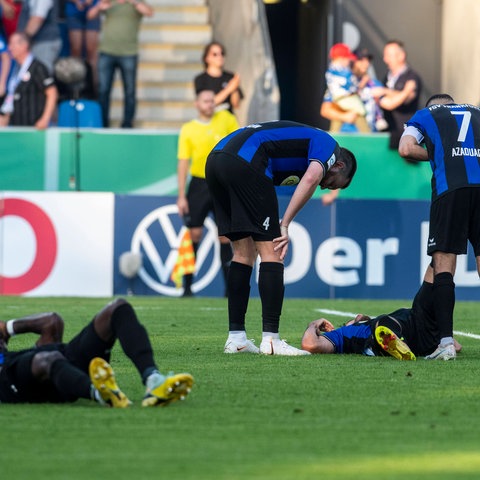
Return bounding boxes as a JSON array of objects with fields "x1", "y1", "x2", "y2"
[
  {"x1": 319, "y1": 46, "x2": 386, "y2": 207},
  {"x1": 321, "y1": 43, "x2": 370, "y2": 133},
  {"x1": 351, "y1": 47, "x2": 388, "y2": 132},
  {"x1": 176, "y1": 89, "x2": 239, "y2": 297},
  {"x1": 194, "y1": 41, "x2": 243, "y2": 116},
  {"x1": 0, "y1": 0, "x2": 22, "y2": 39},
  {"x1": 16, "y1": 0, "x2": 62, "y2": 73},
  {"x1": 65, "y1": 0, "x2": 100, "y2": 95},
  {"x1": 0, "y1": 27, "x2": 10, "y2": 104},
  {"x1": 378, "y1": 39, "x2": 422, "y2": 150},
  {"x1": 87, "y1": 0, "x2": 153, "y2": 128},
  {"x1": 320, "y1": 46, "x2": 388, "y2": 135},
  {"x1": 0, "y1": 32, "x2": 57, "y2": 128},
  {"x1": 320, "y1": 92, "x2": 359, "y2": 133}
]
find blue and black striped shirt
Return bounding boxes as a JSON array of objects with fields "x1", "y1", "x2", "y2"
[
  {"x1": 212, "y1": 120, "x2": 340, "y2": 186},
  {"x1": 405, "y1": 103, "x2": 480, "y2": 201}
]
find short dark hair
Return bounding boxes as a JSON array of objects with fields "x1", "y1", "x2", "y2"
[
  {"x1": 202, "y1": 41, "x2": 226, "y2": 68},
  {"x1": 425, "y1": 93, "x2": 455, "y2": 107},
  {"x1": 195, "y1": 88, "x2": 215, "y2": 98},
  {"x1": 339, "y1": 147, "x2": 357, "y2": 188}
]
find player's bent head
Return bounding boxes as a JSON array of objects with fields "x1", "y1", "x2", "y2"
[
  {"x1": 426, "y1": 93, "x2": 455, "y2": 108},
  {"x1": 338, "y1": 147, "x2": 357, "y2": 188}
]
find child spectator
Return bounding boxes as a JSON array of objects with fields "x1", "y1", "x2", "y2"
[
  {"x1": 352, "y1": 47, "x2": 388, "y2": 132},
  {"x1": 323, "y1": 43, "x2": 369, "y2": 133}
]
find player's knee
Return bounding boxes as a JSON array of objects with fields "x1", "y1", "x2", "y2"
[
  {"x1": 100, "y1": 298, "x2": 129, "y2": 322},
  {"x1": 94, "y1": 298, "x2": 133, "y2": 341},
  {"x1": 31, "y1": 351, "x2": 65, "y2": 380},
  {"x1": 47, "y1": 312, "x2": 64, "y2": 340},
  {"x1": 110, "y1": 298, "x2": 129, "y2": 310}
]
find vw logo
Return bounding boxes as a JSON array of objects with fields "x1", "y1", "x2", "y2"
[{"x1": 130, "y1": 204, "x2": 220, "y2": 296}]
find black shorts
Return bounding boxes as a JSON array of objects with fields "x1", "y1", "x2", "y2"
[
  {"x1": 0, "y1": 344, "x2": 68, "y2": 403},
  {"x1": 375, "y1": 283, "x2": 439, "y2": 356},
  {"x1": 185, "y1": 176, "x2": 215, "y2": 228},
  {"x1": 428, "y1": 187, "x2": 480, "y2": 256},
  {"x1": 370, "y1": 310, "x2": 412, "y2": 356},
  {"x1": 205, "y1": 151, "x2": 281, "y2": 241},
  {"x1": 0, "y1": 322, "x2": 112, "y2": 404}
]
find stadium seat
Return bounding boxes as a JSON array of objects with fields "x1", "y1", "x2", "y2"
[{"x1": 57, "y1": 99, "x2": 103, "y2": 128}]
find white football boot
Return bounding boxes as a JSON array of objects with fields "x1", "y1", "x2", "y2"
[
  {"x1": 224, "y1": 338, "x2": 260, "y2": 354},
  {"x1": 259, "y1": 336, "x2": 311, "y2": 356}
]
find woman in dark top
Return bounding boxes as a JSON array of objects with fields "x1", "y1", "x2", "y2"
[{"x1": 194, "y1": 41, "x2": 243, "y2": 114}]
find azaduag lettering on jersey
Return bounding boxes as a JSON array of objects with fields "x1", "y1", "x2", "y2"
[{"x1": 452, "y1": 147, "x2": 480, "y2": 157}]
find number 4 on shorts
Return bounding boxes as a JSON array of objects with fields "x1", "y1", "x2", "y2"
[{"x1": 263, "y1": 217, "x2": 270, "y2": 230}]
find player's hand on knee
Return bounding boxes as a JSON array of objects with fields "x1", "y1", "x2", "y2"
[{"x1": 273, "y1": 225, "x2": 289, "y2": 260}]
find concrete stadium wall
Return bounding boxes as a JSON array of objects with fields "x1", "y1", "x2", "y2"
[{"x1": 442, "y1": 0, "x2": 480, "y2": 105}]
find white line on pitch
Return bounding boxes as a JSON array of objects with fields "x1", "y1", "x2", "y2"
[
  {"x1": 315, "y1": 308, "x2": 358, "y2": 318},
  {"x1": 453, "y1": 331, "x2": 480, "y2": 340}
]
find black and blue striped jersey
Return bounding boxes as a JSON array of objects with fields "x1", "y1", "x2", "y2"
[
  {"x1": 322, "y1": 321, "x2": 375, "y2": 355},
  {"x1": 211, "y1": 120, "x2": 340, "y2": 186},
  {"x1": 405, "y1": 103, "x2": 480, "y2": 200}
]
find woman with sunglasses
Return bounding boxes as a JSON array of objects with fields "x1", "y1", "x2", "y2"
[{"x1": 194, "y1": 41, "x2": 243, "y2": 115}]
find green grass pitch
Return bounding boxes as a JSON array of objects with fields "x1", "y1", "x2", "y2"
[{"x1": 1, "y1": 295, "x2": 480, "y2": 479}]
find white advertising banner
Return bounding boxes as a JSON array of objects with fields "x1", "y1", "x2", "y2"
[{"x1": 0, "y1": 192, "x2": 114, "y2": 296}]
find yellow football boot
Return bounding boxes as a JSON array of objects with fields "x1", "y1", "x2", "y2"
[
  {"x1": 375, "y1": 326, "x2": 416, "y2": 361},
  {"x1": 89, "y1": 357, "x2": 131, "y2": 407},
  {"x1": 142, "y1": 373, "x2": 194, "y2": 407}
]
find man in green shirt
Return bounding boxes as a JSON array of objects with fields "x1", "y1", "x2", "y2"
[{"x1": 87, "y1": 0, "x2": 153, "y2": 128}]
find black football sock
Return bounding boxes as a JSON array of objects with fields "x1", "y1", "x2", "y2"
[
  {"x1": 49, "y1": 357, "x2": 92, "y2": 401},
  {"x1": 111, "y1": 303, "x2": 157, "y2": 381},
  {"x1": 227, "y1": 261, "x2": 252, "y2": 331},
  {"x1": 258, "y1": 262, "x2": 284, "y2": 334},
  {"x1": 433, "y1": 272, "x2": 455, "y2": 340},
  {"x1": 220, "y1": 242, "x2": 233, "y2": 294},
  {"x1": 183, "y1": 273, "x2": 193, "y2": 291}
]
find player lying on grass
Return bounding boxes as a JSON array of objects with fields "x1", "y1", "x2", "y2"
[
  {"x1": 0, "y1": 298, "x2": 193, "y2": 407},
  {"x1": 301, "y1": 265, "x2": 462, "y2": 360}
]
